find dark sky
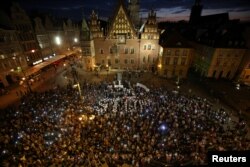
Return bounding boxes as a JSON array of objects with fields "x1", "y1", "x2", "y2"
[{"x1": 14, "y1": 0, "x2": 250, "y2": 22}]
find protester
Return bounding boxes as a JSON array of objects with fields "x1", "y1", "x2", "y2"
[{"x1": 0, "y1": 80, "x2": 249, "y2": 166}]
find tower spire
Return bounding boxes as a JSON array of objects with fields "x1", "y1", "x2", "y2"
[{"x1": 189, "y1": 0, "x2": 203, "y2": 24}]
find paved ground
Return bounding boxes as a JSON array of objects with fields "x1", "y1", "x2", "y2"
[
  {"x1": 1, "y1": 61, "x2": 249, "y2": 140},
  {"x1": 0, "y1": 61, "x2": 249, "y2": 167}
]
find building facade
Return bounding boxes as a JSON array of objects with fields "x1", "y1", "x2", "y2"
[
  {"x1": 34, "y1": 17, "x2": 54, "y2": 62},
  {"x1": 63, "y1": 19, "x2": 80, "y2": 51},
  {"x1": 158, "y1": 30, "x2": 193, "y2": 78},
  {"x1": 238, "y1": 51, "x2": 250, "y2": 85},
  {"x1": 0, "y1": 27, "x2": 25, "y2": 88},
  {"x1": 10, "y1": 2, "x2": 42, "y2": 66},
  {"x1": 192, "y1": 37, "x2": 246, "y2": 80},
  {"x1": 86, "y1": 0, "x2": 159, "y2": 71},
  {"x1": 80, "y1": 17, "x2": 95, "y2": 71}
]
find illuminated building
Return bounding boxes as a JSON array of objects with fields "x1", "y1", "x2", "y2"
[
  {"x1": 158, "y1": 30, "x2": 194, "y2": 78},
  {"x1": 10, "y1": 2, "x2": 43, "y2": 66},
  {"x1": 85, "y1": 0, "x2": 160, "y2": 71},
  {"x1": 192, "y1": 29, "x2": 246, "y2": 79},
  {"x1": 0, "y1": 7, "x2": 26, "y2": 88}
]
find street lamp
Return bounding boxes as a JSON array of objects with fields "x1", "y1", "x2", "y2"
[
  {"x1": 157, "y1": 63, "x2": 162, "y2": 75},
  {"x1": 106, "y1": 64, "x2": 109, "y2": 77},
  {"x1": 55, "y1": 36, "x2": 61, "y2": 45},
  {"x1": 73, "y1": 82, "x2": 82, "y2": 98},
  {"x1": 13, "y1": 56, "x2": 32, "y2": 93}
]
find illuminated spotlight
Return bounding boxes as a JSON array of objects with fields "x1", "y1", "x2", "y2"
[
  {"x1": 159, "y1": 124, "x2": 168, "y2": 134},
  {"x1": 31, "y1": 49, "x2": 35, "y2": 53},
  {"x1": 160, "y1": 124, "x2": 166, "y2": 130},
  {"x1": 74, "y1": 38, "x2": 78, "y2": 43}
]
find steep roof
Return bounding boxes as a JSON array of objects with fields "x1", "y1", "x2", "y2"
[
  {"x1": 196, "y1": 13, "x2": 229, "y2": 27},
  {"x1": 106, "y1": 0, "x2": 137, "y2": 39},
  {"x1": 0, "y1": 10, "x2": 14, "y2": 30},
  {"x1": 81, "y1": 17, "x2": 89, "y2": 31},
  {"x1": 196, "y1": 27, "x2": 246, "y2": 48},
  {"x1": 160, "y1": 30, "x2": 191, "y2": 48}
]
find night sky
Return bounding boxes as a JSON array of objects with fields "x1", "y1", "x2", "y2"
[{"x1": 13, "y1": 0, "x2": 250, "y2": 22}]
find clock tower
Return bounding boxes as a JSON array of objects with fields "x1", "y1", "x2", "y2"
[
  {"x1": 128, "y1": 0, "x2": 140, "y2": 28},
  {"x1": 189, "y1": 0, "x2": 203, "y2": 24}
]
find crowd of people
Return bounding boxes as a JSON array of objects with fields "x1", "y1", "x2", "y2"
[{"x1": 0, "y1": 78, "x2": 249, "y2": 166}]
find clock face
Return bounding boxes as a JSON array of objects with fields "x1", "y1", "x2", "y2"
[{"x1": 118, "y1": 34, "x2": 126, "y2": 44}]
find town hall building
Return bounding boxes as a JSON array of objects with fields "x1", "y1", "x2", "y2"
[{"x1": 80, "y1": 0, "x2": 160, "y2": 71}]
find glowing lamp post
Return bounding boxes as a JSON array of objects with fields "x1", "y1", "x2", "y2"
[
  {"x1": 157, "y1": 63, "x2": 162, "y2": 75},
  {"x1": 106, "y1": 64, "x2": 109, "y2": 77},
  {"x1": 55, "y1": 36, "x2": 61, "y2": 45}
]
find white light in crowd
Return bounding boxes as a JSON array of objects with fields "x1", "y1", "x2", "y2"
[
  {"x1": 89, "y1": 115, "x2": 95, "y2": 120},
  {"x1": 10, "y1": 69, "x2": 14, "y2": 72},
  {"x1": 31, "y1": 49, "x2": 35, "y2": 53},
  {"x1": 160, "y1": 124, "x2": 167, "y2": 131},
  {"x1": 236, "y1": 83, "x2": 240, "y2": 90},
  {"x1": 74, "y1": 38, "x2": 78, "y2": 43},
  {"x1": 55, "y1": 36, "x2": 61, "y2": 45}
]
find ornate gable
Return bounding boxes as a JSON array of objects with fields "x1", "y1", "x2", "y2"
[{"x1": 106, "y1": 1, "x2": 137, "y2": 40}]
